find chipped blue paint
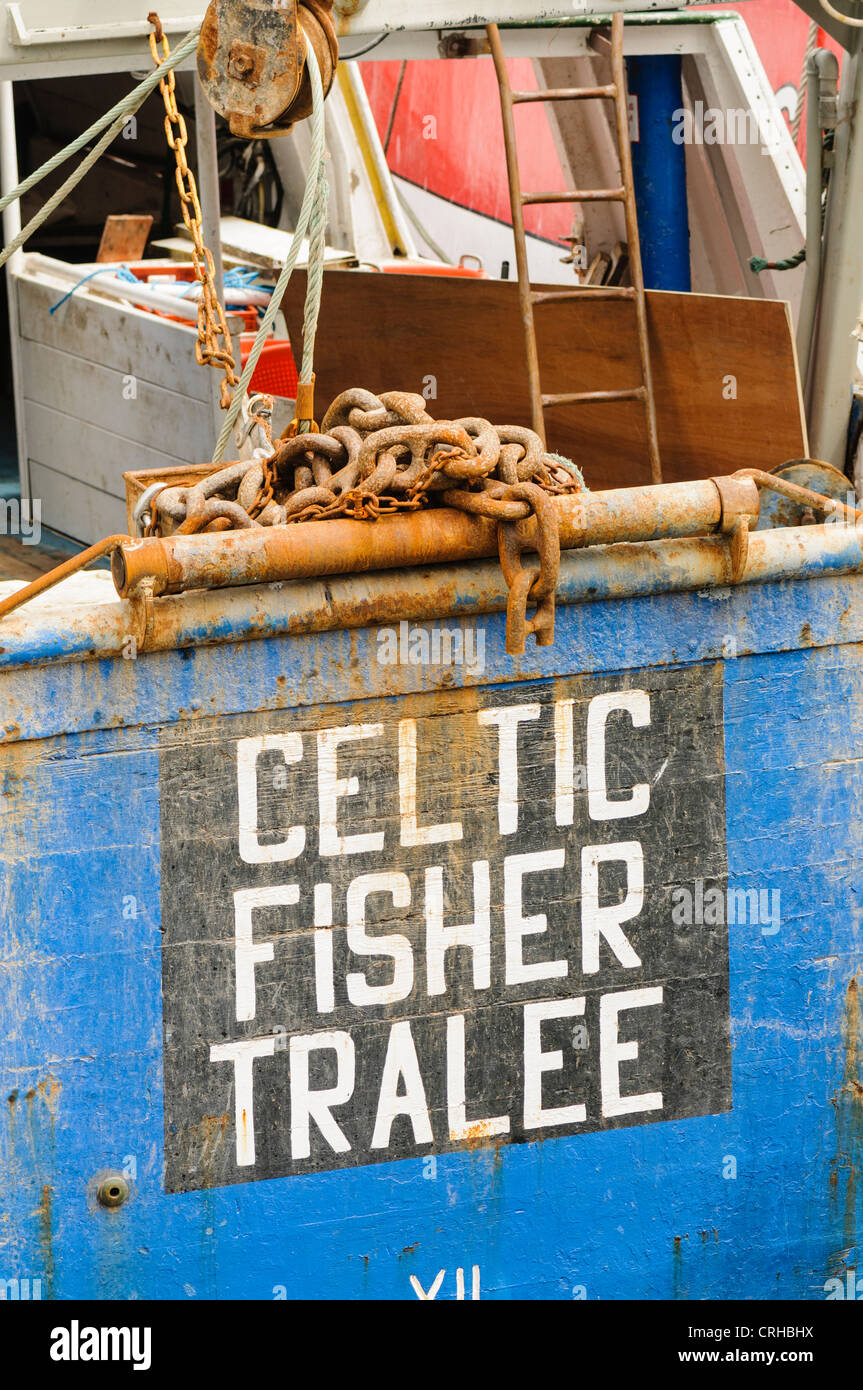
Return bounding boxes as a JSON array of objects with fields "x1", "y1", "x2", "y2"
[{"x1": 1, "y1": 574, "x2": 861, "y2": 1300}]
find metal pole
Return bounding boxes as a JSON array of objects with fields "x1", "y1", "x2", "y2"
[
  {"x1": 626, "y1": 54, "x2": 691, "y2": 292},
  {"x1": 112, "y1": 479, "x2": 727, "y2": 598},
  {"x1": 0, "y1": 80, "x2": 28, "y2": 503},
  {"x1": 808, "y1": 34, "x2": 863, "y2": 466},
  {"x1": 796, "y1": 47, "x2": 838, "y2": 400},
  {"x1": 193, "y1": 76, "x2": 226, "y2": 431},
  {"x1": 610, "y1": 15, "x2": 662, "y2": 485},
  {"x1": 3, "y1": 524, "x2": 861, "y2": 671}
]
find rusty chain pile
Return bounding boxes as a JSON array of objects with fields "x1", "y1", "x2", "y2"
[{"x1": 144, "y1": 388, "x2": 586, "y2": 653}]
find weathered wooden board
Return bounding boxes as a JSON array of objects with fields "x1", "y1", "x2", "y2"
[
  {"x1": 28, "y1": 459, "x2": 127, "y2": 540},
  {"x1": 0, "y1": 534, "x2": 74, "y2": 582},
  {"x1": 96, "y1": 215, "x2": 154, "y2": 264},
  {"x1": 20, "y1": 339, "x2": 213, "y2": 466},
  {"x1": 160, "y1": 666, "x2": 730, "y2": 1192},
  {"x1": 25, "y1": 403, "x2": 184, "y2": 501},
  {"x1": 283, "y1": 271, "x2": 807, "y2": 490},
  {"x1": 17, "y1": 267, "x2": 212, "y2": 403},
  {"x1": 14, "y1": 262, "x2": 220, "y2": 543}
]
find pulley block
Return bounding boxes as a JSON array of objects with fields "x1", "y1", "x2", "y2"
[{"x1": 197, "y1": 0, "x2": 338, "y2": 139}]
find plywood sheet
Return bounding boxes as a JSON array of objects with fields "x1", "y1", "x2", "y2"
[{"x1": 283, "y1": 271, "x2": 806, "y2": 490}]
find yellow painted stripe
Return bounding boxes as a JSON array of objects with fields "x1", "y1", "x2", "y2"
[{"x1": 336, "y1": 63, "x2": 408, "y2": 258}]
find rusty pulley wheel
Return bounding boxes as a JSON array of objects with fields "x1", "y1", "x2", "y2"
[{"x1": 197, "y1": 0, "x2": 337, "y2": 139}]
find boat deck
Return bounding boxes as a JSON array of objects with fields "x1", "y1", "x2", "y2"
[{"x1": 0, "y1": 535, "x2": 78, "y2": 582}]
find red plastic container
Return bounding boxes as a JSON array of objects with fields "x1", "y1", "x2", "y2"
[
  {"x1": 124, "y1": 265, "x2": 297, "y2": 395},
  {"x1": 378, "y1": 255, "x2": 487, "y2": 278},
  {"x1": 239, "y1": 333, "x2": 299, "y2": 399}
]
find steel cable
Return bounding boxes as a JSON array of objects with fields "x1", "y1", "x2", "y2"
[{"x1": 212, "y1": 33, "x2": 328, "y2": 460}]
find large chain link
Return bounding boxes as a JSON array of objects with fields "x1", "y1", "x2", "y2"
[
  {"x1": 149, "y1": 13, "x2": 239, "y2": 410},
  {"x1": 444, "y1": 481, "x2": 561, "y2": 652}
]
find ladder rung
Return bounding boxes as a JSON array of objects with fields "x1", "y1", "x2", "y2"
[
  {"x1": 511, "y1": 84, "x2": 617, "y2": 104},
  {"x1": 542, "y1": 387, "x2": 647, "y2": 407},
  {"x1": 521, "y1": 187, "x2": 626, "y2": 205},
  {"x1": 531, "y1": 286, "x2": 637, "y2": 304}
]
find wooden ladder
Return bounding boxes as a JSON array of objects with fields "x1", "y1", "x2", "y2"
[{"x1": 487, "y1": 13, "x2": 662, "y2": 483}]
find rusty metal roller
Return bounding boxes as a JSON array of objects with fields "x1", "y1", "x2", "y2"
[{"x1": 197, "y1": 0, "x2": 338, "y2": 139}]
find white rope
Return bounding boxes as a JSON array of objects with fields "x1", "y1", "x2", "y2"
[
  {"x1": 819, "y1": 0, "x2": 863, "y2": 25},
  {"x1": 791, "y1": 20, "x2": 819, "y2": 146},
  {"x1": 300, "y1": 162, "x2": 329, "y2": 387},
  {"x1": 212, "y1": 33, "x2": 328, "y2": 461},
  {"x1": 0, "y1": 107, "x2": 137, "y2": 271},
  {"x1": 0, "y1": 26, "x2": 202, "y2": 218}
]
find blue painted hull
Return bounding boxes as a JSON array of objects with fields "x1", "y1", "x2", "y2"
[{"x1": 1, "y1": 572, "x2": 860, "y2": 1300}]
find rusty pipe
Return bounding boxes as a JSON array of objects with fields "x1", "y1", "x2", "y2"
[
  {"x1": 3, "y1": 522, "x2": 862, "y2": 673},
  {"x1": 112, "y1": 479, "x2": 728, "y2": 598}
]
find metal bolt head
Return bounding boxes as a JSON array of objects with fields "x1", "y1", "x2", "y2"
[
  {"x1": 439, "y1": 32, "x2": 470, "y2": 59},
  {"x1": 227, "y1": 40, "x2": 263, "y2": 84},
  {"x1": 97, "y1": 1175, "x2": 130, "y2": 1209}
]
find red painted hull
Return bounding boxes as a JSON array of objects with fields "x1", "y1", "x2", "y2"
[{"x1": 361, "y1": 2, "x2": 841, "y2": 248}]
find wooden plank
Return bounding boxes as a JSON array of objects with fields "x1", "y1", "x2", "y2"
[
  {"x1": 0, "y1": 535, "x2": 74, "y2": 582},
  {"x1": 16, "y1": 264, "x2": 212, "y2": 403},
  {"x1": 96, "y1": 215, "x2": 154, "y2": 263},
  {"x1": 24, "y1": 402, "x2": 187, "y2": 502},
  {"x1": 282, "y1": 271, "x2": 807, "y2": 489},
  {"x1": 20, "y1": 339, "x2": 215, "y2": 466},
  {"x1": 28, "y1": 459, "x2": 128, "y2": 544}
]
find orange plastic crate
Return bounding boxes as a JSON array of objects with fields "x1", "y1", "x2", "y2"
[{"x1": 240, "y1": 333, "x2": 299, "y2": 399}]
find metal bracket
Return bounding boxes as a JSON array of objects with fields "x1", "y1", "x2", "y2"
[
  {"x1": 128, "y1": 577, "x2": 156, "y2": 654},
  {"x1": 712, "y1": 474, "x2": 759, "y2": 583},
  {"x1": 437, "y1": 30, "x2": 489, "y2": 59}
]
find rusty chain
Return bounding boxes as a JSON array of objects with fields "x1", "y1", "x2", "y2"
[
  {"x1": 144, "y1": 387, "x2": 585, "y2": 652},
  {"x1": 149, "y1": 13, "x2": 239, "y2": 410},
  {"x1": 458, "y1": 482, "x2": 560, "y2": 654},
  {"x1": 146, "y1": 389, "x2": 586, "y2": 653},
  {"x1": 140, "y1": 18, "x2": 569, "y2": 649}
]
